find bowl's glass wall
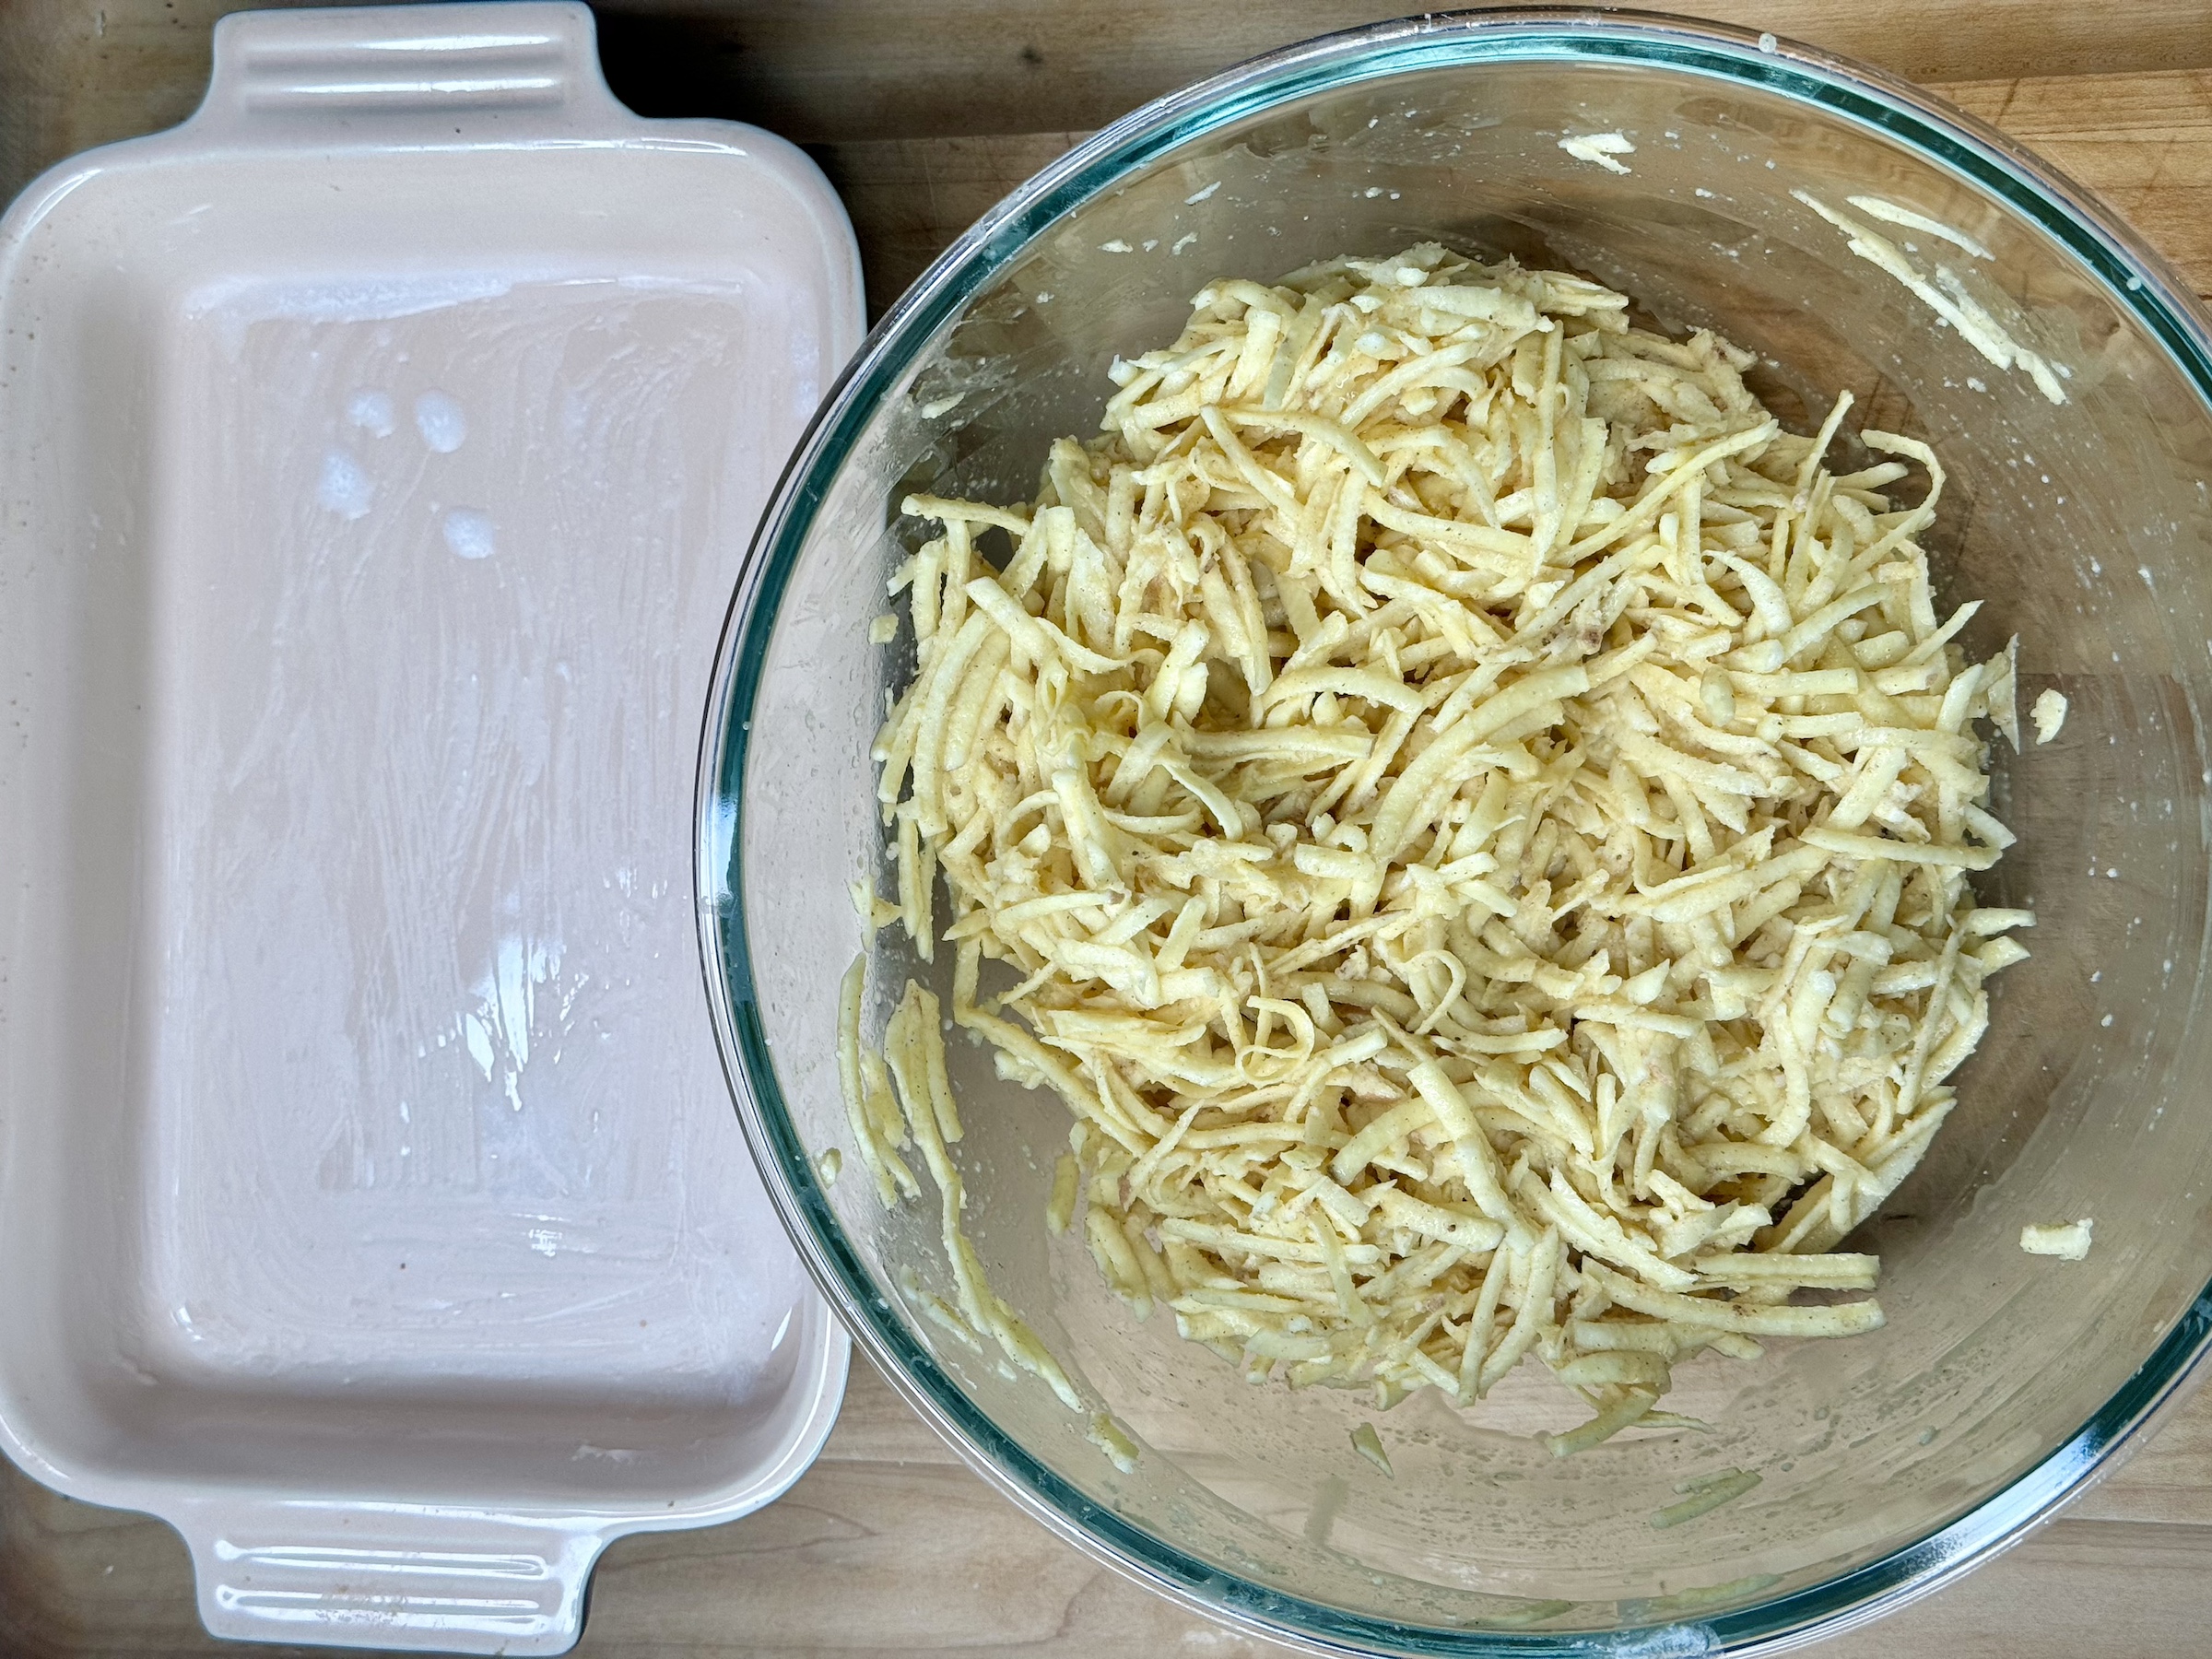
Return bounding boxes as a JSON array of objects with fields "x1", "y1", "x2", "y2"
[{"x1": 722, "y1": 34, "x2": 2212, "y2": 1648}]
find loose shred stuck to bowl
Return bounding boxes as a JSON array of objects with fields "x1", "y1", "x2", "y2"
[
  {"x1": 2020, "y1": 1218, "x2": 2093, "y2": 1260},
  {"x1": 853, "y1": 243, "x2": 2030, "y2": 1452}
]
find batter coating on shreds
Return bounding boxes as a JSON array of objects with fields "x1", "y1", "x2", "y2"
[{"x1": 848, "y1": 243, "x2": 2030, "y2": 1454}]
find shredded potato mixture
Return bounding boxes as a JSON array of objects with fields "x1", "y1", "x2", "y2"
[{"x1": 850, "y1": 244, "x2": 2030, "y2": 1452}]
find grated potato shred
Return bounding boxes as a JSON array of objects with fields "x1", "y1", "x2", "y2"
[{"x1": 854, "y1": 243, "x2": 2030, "y2": 1451}]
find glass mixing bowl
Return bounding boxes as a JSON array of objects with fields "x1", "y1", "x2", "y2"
[{"x1": 696, "y1": 10, "x2": 2212, "y2": 1653}]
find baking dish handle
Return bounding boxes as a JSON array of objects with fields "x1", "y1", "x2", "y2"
[
  {"x1": 188, "y1": 0, "x2": 638, "y2": 144},
  {"x1": 172, "y1": 1500, "x2": 609, "y2": 1655}
]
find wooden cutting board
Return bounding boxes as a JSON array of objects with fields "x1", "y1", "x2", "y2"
[{"x1": 3, "y1": 2, "x2": 2209, "y2": 1653}]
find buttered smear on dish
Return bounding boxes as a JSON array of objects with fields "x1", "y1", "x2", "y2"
[{"x1": 841, "y1": 243, "x2": 2030, "y2": 1461}]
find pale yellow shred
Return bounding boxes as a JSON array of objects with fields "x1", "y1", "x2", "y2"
[
  {"x1": 1559, "y1": 132, "x2": 1636, "y2": 174},
  {"x1": 1794, "y1": 193, "x2": 2067, "y2": 405},
  {"x1": 861, "y1": 244, "x2": 2028, "y2": 1451},
  {"x1": 1844, "y1": 194, "x2": 1994, "y2": 262},
  {"x1": 2031, "y1": 688, "x2": 2068, "y2": 745},
  {"x1": 1088, "y1": 1411, "x2": 1142, "y2": 1472},
  {"x1": 1350, "y1": 1420, "x2": 1394, "y2": 1477},
  {"x1": 2020, "y1": 1218, "x2": 2092, "y2": 1260}
]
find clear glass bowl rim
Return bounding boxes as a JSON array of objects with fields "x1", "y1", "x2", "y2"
[{"x1": 695, "y1": 9, "x2": 2212, "y2": 1653}]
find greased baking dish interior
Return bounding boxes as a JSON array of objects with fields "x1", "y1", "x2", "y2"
[{"x1": 0, "y1": 5, "x2": 860, "y2": 1652}]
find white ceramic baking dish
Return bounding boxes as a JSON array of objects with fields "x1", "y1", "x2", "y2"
[{"x1": 0, "y1": 4, "x2": 862, "y2": 1651}]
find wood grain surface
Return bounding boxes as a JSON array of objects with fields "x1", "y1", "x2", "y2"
[{"x1": 4, "y1": 3, "x2": 2211, "y2": 1655}]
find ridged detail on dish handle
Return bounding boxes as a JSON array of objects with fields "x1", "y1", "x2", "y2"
[
  {"x1": 175, "y1": 1503, "x2": 606, "y2": 1656},
  {"x1": 194, "y1": 0, "x2": 634, "y2": 137}
]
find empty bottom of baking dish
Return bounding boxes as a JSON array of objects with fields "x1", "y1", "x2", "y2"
[{"x1": 0, "y1": 5, "x2": 864, "y2": 1651}]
